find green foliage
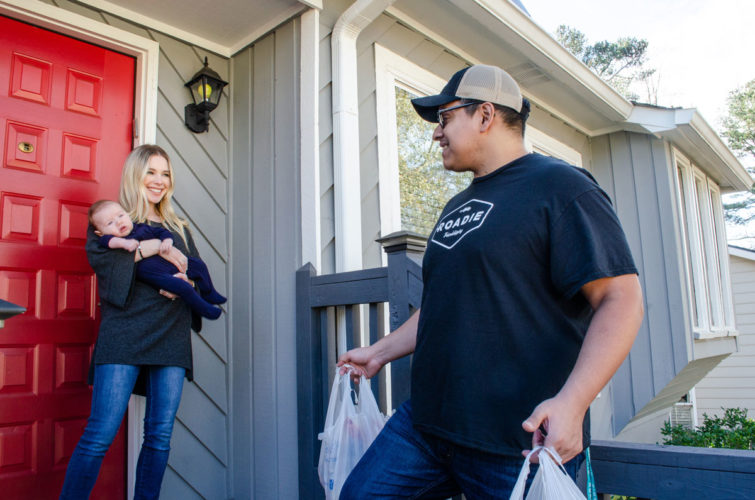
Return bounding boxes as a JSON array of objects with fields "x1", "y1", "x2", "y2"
[
  {"x1": 395, "y1": 87, "x2": 472, "y2": 236},
  {"x1": 555, "y1": 25, "x2": 656, "y2": 101},
  {"x1": 722, "y1": 79, "x2": 755, "y2": 159},
  {"x1": 721, "y1": 79, "x2": 755, "y2": 225},
  {"x1": 660, "y1": 407, "x2": 755, "y2": 450}
]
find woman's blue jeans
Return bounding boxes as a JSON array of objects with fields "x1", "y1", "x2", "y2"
[{"x1": 59, "y1": 364, "x2": 185, "y2": 500}]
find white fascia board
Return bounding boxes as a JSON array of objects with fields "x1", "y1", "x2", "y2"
[
  {"x1": 463, "y1": 0, "x2": 633, "y2": 119},
  {"x1": 678, "y1": 110, "x2": 751, "y2": 192},
  {"x1": 729, "y1": 245, "x2": 755, "y2": 261}
]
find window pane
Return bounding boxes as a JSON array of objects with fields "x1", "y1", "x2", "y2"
[
  {"x1": 677, "y1": 167, "x2": 699, "y2": 328},
  {"x1": 695, "y1": 176, "x2": 721, "y2": 327},
  {"x1": 395, "y1": 87, "x2": 472, "y2": 236}
]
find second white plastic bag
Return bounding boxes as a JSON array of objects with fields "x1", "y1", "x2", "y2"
[
  {"x1": 509, "y1": 446, "x2": 586, "y2": 500},
  {"x1": 317, "y1": 366, "x2": 386, "y2": 500}
]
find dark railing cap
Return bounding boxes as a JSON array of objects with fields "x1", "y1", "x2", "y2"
[
  {"x1": 0, "y1": 299, "x2": 26, "y2": 324},
  {"x1": 377, "y1": 231, "x2": 428, "y2": 254}
]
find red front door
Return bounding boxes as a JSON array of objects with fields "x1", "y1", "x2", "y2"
[{"x1": 0, "y1": 15, "x2": 135, "y2": 499}]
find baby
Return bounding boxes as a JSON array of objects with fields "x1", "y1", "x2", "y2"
[{"x1": 88, "y1": 199, "x2": 226, "y2": 319}]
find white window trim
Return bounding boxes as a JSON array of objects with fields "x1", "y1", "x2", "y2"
[
  {"x1": 525, "y1": 127, "x2": 582, "y2": 167},
  {"x1": 673, "y1": 148, "x2": 736, "y2": 339},
  {"x1": 374, "y1": 44, "x2": 446, "y2": 241},
  {"x1": 0, "y1": 1, "x2": 159, "y2": 495}
]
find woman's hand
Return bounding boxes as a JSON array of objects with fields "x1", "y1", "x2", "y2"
[
  {"x1": 159, "y1": 273, "x2": 193, "y2": 300},
  {"x1": 162, "y1": 247, "x2": 188, "y2": 273}
]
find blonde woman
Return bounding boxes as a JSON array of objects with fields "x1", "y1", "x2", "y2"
[{"x1": 61, "y1": 145, "x2": 207, "y2": 499}]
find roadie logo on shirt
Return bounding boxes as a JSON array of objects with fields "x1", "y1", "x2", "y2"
[{"x1": 431, "y1": 199, "x2": 493, "y2": 249}]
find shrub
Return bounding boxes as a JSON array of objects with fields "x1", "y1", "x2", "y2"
[{"x1": 660, "y1": 407, "x2": 755, "y2": 450}]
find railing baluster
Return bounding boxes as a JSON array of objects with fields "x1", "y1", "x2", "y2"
[{"x1": 368, "y1": 302, "x2": 380, "y2": 404}]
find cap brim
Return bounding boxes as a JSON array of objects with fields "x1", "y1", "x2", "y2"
[{"x1": 411, "y1": 94, "x2": 458, "y2": 123}]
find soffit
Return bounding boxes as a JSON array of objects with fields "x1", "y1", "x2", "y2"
[
  {"x1": 75, "y1": 0, "x2": 319, "y2": 56},
  {"x1": 388, "y1": 0, "x2": 632, "y2": 135}
]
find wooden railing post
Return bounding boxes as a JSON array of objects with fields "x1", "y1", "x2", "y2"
[
  {"x1": 377, "y1": 231, "x2": 427, "y2": 409},
  {"x1": 296, "y1": 263, "x2": 323, "y2": 500}
]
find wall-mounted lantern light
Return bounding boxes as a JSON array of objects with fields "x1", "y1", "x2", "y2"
[{"x1": 184, "y1": 57, "x2": 228, "y2": 133}]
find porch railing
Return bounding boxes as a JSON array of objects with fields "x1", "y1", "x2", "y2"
[{"x1": 296, "y1": 232, "x2": 755, "y2": 500}]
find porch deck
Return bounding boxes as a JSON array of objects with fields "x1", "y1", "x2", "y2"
[{"x1": 296, "y1": 232, "x2": 755, "y2": 499}]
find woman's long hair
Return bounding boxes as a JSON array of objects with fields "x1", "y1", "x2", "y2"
[{"x1": 119, "y1": 144, "x2": 188, "y2": 243}]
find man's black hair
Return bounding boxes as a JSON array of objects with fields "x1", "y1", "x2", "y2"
[{"x1": 460, "y1": 98, "x2": 530, "y2": 137}]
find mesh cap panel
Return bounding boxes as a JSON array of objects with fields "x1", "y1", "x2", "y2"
[{"x1": 457, "y1": 65, "x2": 522, "y2": 112}]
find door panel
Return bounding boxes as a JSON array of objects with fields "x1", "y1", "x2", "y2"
[{"x1": 0, "y1": 15, "x2": 135, "y2": 499}]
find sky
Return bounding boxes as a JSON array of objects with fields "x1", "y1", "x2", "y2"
[
  {"x1": 523, "y1": 0, "x2": 755, "y2": 245},
  {"x1": 522, "y1": 0, "x2": 755, "y2": 132}
]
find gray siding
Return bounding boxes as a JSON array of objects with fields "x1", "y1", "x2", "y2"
[
  {"x1": 230, "y1": 19, "x2": 301, "y2": 500},
  {"x1": 696, "y1": 254, "x2": 755, "y2": 417},
  {"x1": 591, "y1": 132, "x2": 691, "y2": 434},
  {"x1": 44, "y1": 0, "x2": 232, "y2": 497}
]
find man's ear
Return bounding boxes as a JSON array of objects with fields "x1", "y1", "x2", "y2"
[{"x1": 479, "y1": 102, "x2": 496, "y2": 132}]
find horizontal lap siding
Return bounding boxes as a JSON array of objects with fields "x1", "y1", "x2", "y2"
[
  {"x1": 45, "y1": 1, "x2": 232, "y2": 497},
  {"x1": 696, "y1": 255, "x2": 755, "y2": 420}
]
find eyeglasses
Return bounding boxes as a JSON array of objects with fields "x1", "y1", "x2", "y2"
[{"x1": 437, "y1": 102, "x2": 478, "y2": 128}]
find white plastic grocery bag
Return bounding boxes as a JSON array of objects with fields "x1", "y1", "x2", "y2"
[
  {"x1": 318, "y1": 366, "x2": 386, "y2": 500},
  {"x1": 509, "y1": 446, "x2": 586, "y2": 500}
]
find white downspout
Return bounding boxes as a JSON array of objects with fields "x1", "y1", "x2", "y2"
[{"x1": 331, "y1": 0, "x2": 396, "y2": 272}]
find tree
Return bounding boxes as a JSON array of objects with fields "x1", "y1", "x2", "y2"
[
  {"x1": 395, "y1": 87, "x2": 471, "y2": 236},
  {"x1": 555, "y1": 25, "x2": 657, "y2": 102},
  {"x1": 720, "y1": 79, "x2": 755, "y2": 226},
  {"x1": 722, "y1": 79, "x2": 755, "y2": 159}
]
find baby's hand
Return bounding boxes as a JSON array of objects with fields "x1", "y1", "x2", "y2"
[
  {"x1": 123, "y1": 239, "x2": 139, "y2": 252},
  {"x1": 160, "y1": 238, "x2": 174, "y2": 254},
  {"x1": 109, "y1": 237, "x2": 139, "y2": 252}
]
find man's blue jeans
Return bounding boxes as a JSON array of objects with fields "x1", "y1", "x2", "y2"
[
  {"x1": 341, "y1": 401, "x2": 584, "y2": 499},
  {"x1": 59, "y1": 364, "x2": 185, "y2": 500}
]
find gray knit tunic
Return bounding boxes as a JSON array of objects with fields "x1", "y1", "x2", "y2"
[{"x1": 86, "y1": 222, "x2": 201, "y2": 393}]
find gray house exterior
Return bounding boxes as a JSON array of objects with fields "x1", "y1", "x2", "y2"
[{"x1": 0, "y1": 0, "x2": 750, "y2": 498}]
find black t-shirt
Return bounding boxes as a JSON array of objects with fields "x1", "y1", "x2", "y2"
[{"x1": 411, "y1": 152, "x2": 638, "y2": 456}]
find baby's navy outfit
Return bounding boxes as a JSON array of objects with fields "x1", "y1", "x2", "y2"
[{"x1": 99, "y1": 223, "x2": 225, "y2": 319}]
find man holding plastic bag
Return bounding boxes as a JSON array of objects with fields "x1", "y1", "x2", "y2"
[{"x1": 337, "y1": 64, "x2": 644, "y2": 499}]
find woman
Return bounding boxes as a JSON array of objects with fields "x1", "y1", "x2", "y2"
[{"x1": 60, "y1": 145, "x2": 205, "y2": 499}]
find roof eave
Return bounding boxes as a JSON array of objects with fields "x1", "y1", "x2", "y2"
[{"x1": 627, "y1": 106, "x2": 752, "y2": 192}]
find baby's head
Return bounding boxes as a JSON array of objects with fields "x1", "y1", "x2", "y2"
[{"x1": 89, "y1": 200, "x2": 134, "y2": 237}]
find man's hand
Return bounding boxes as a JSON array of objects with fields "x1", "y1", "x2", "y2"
[
  {"x1": 337, "y1": 346, "x2": 384, "y2": 383},
  {"x1": 521, "y1": 394, "x2": 584, "y2": 463},
  {"x1": 160, "y1": 238, "x2": 174, "y2": 254}
]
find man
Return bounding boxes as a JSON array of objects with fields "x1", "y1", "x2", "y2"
[{"x1": 338, "y1": 64, "x2": 644, "y2": 498}]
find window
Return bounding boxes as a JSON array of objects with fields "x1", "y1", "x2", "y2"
[
  {"x1": 525, "y1": 126, "x2": 583, "y2": 167},
  {"x1": 674, "y1": 149, "x2": 735, "y2": 338},
  {"x1": 375, "y1": 45, "x2": 471, "y2": 241},
  {"x1": 394, "y1": 87, "x2": 472, "y2": 235}
]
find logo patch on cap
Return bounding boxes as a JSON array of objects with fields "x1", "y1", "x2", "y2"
[{"x1": 431, "y1": 199, "x2": 493, "y2": 249}]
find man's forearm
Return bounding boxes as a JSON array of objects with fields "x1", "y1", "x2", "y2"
[{"x1": 373, "y1": 309, "x2": 420, "y2": 366}]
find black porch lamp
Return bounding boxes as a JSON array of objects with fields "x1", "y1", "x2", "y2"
[{"x1": 184, "y1": 57, "x2": 228, "y2": 133}]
